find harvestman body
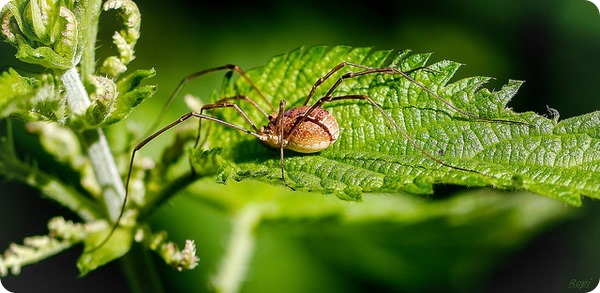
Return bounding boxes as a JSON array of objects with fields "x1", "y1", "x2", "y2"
[{"x1": 91, "y1": 61, "x2": 528, "y2": 251}]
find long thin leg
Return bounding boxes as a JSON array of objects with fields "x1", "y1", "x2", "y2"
[
  {"x1": 303, "y1": 62, "x2": 426, "y2": 105},
  {"x1": 274, "y1": 100, "x2": 295, "y2": 190},
  {"x1": 194, "y1": 95, "x2": 269, "y2": 147},
  {"x1": 212, "y1": 95, "x2": 270, "y2": 119},
  {"x1": 311, "y1": 94, "x2": 478, "y2": 173},
  {"x1": 87, "y1": 112, "x2": 264, "y2": 252},
  {"x1": 303, "y1": 62, "x2": 531, "y2": 127},
  {"x1": 147, "y1": 64, "x2": 275, "y2": 137}
]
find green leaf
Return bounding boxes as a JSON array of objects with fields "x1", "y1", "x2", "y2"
[
  {"x1": 0, "y1": 121, "x2": 102, "y2": 221},
  {"x1": 2, "y1": 0, "x2": 81, "y2": 69},
  {"x1": 78, "y1": 68, "x2": 156, "y2": 129},
  {"x1": 77, "y1": 224, "x2": 133, "y2": 276},
  {"x1": 180, "y1": 45, "x2": 599, "y2": 206},
  {"x1": 112, "y1": 68, "x2": 157, "y2": 119},
  {"x1": 0, "y1": 68, "x2": 66, "y2": 122},
  {"x1": 0, "y1": 68, "x2": 39, "y2": 115}
]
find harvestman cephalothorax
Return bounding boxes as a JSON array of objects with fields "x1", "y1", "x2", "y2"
[{"x1": 90, "y1": 61, "x2": 530, "y2": 251}]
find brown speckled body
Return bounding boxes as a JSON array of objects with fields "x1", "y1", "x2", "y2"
[{"x1": 259, "y1": 106, "x2": 339, "y2": 153}]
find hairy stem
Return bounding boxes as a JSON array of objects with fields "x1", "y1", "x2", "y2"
[
  {"x1": 76, "y1": 0, "x2": 103, "y2": 81},
  {"x1": 60, "y1": 68, "x2": 125, "y2": 222}
]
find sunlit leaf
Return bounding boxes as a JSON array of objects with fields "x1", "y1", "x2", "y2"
[{"x1": 179, "y1": 45, "x2": 600, "y2": 205}]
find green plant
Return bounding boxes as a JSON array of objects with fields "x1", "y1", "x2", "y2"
[{"x1": 0, "y1": 0, "x2": 598, "y2": 292}]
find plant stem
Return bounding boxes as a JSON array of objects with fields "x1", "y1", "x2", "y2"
[
  {"x1": 72, "y1": 2, "x2": 163, "y2": 291},
  {"x1": 121, "y1": 244, "x2": 165, "y2": 293},
  {"x1": 76, "y1": 0, "x2": 103, "y2": 81},
  {"x1": 212, "y1": 205, "x2": 265, "y2": 293},
  {"x1": 60, "y1": 68, "x2": 125, "y2": 222}
]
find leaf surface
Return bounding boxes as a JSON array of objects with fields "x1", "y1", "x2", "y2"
[{"x1": 175, "y1": 46, "x2": 599, "y2": 205}]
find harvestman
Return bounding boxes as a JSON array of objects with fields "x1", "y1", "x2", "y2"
[{"x1": 91, "y1": 61, "x2": 528, "y2": 251}]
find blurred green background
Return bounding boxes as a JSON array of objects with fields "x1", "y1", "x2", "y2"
[{"x1": 1, "y1": 0, "x2": 599, "y2": 292}]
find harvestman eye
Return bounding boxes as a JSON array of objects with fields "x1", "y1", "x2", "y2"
[{"x1": 88, "y1": 62, "x2": 530, "y2": 252}]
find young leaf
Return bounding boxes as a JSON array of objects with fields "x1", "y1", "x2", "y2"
[
  {"x1": 0, "y1": 217, "x2": 86, "y2": 277},
  {"x1": 171, "y1": 46, "x2": 598, "y2": 206},
  {"x1": 0, "y1": 68, "x2": 67, "y2": 123},
  {"x1": 77, "y1": 224, "x2": 133, "y2": 276},
  {"x1": 1, "y1": 0, "x2": 81, "y2": 69},
  {"x1": 77, "y1": 68, "x2": 156, "y2": 129}
]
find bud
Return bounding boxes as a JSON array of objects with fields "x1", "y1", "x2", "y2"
[
  {"x1": 100, "y1": 0, "x2": 141, "y2": 77},
  {"x1": 1, "y1": 0, "x2": 80, "y2": 69}
]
